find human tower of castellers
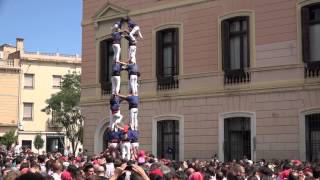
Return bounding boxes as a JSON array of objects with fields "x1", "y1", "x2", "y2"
[{"x1": 106, "y1": 17, "x2": 143, "y2": 161}]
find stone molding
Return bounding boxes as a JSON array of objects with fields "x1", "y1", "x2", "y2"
[
  {"x1": 152, "y1": 115, "x2": 184, "y2": 161},
  {"x1": 218, "y1": 112, "x2": 256, "y2": 162}
]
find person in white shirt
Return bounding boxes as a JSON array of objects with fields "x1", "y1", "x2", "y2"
[{"x1": 51, "y1": 160, "x2": 63, "y2": 180}]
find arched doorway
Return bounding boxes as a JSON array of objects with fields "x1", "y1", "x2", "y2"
[{"x1": 94, "y1": 118, "x2": 109, "y2": 154}]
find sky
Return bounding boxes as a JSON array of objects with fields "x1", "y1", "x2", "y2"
[{"x1": 0, "y1": 0, "x2": 82, "y2": 55}]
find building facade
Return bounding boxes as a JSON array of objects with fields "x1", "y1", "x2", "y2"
[
  {"x1": 0, "y1": 44, "x2": 20, "y2": 137},
  {"x1": 81, "y1": 0, "x2": 320, "y2": 161},
  {"x1": 0, "y1": 38, "x2": 81, "y2": 153}
]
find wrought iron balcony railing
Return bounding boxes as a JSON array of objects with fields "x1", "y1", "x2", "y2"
[
  {"x1": 224, "y1": 69, "x2": 251, "y2": 85},
  {"x1": 305, "y1": 61, "x2": 320, "y2": 78},
  {"x1": 157, "y1": 76, "x2": 179, "y2": 90}
]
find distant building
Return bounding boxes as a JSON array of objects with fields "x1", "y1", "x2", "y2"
[
  {"x1": 0, "y1": 38, "x2": 81, "y2": 153},
  {"x1": 0, "y1": 44, "x2": 20, "y2": 137},
  {"x1": 81, "y1": 0, "x2": 320, "y2": 161}
]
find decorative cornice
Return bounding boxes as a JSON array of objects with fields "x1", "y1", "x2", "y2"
[
  {"x1": 0, "y1": 67, "x2": 20, "y2": 73},
  {"x1": 82, "y1": 0, "x2": 215, "y2": 26},
  {"x1": 0, "y1": 123, "x2": 17, "y2": 127},
  {"x1": 20, "y1": 58, "x2": 81, "y2": 66},
  {"x1": 89, "y1": 1, "x2": 129, "y2": 27}
]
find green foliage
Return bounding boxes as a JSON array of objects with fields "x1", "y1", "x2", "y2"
[
  {"x1": 42, "y1": 72, "x2": 84, "y2": 153},
  {"x1": 34, "y1": 134, "x2": 44, "y2": 152},
  {"x1": 1, "y1": 131, "x2": 18, "y2": 150}
]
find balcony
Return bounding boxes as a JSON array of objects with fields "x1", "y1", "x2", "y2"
[
  {"x1": 224, "y1": 69, "x2": 251, "y2": 85},
  {"x1": 47, "y1": 119, "x2": 63, "y2": 128},
  {"x1": 157, "y1": 76, "x2": 179, "y2": 90},
  {"x1": 0, "y1": 59, "x2": 14, "y2": 67},
  {"x1": 305, "y1": 61, "x2": 320, "y2": 78},
  {"x1": 101, "y1": 81, "x2": 112, "y2": 96}
]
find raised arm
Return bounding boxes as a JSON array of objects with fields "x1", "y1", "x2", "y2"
[
  {"x1": 118, "y1": 61, "x2": 127, "y2": 65},
  {"x1": 117, "y1": 94, "x2": 127, "y2": 99}
]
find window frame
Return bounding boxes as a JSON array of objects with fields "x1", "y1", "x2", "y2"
[
  {"x1": 152, "y1": 115, "x2": 184, "y2": 161},
  {"x1": 219, "y1": 112, "x2": 256, "y2": 162},
  {"x1": 301, "y1": 2, "x2": 320, "y2": 63},
  {"x1": 23, "y1": 102, "x2": 34, "y2": 121},
  {"x1": 156, "y1": 28, "x2": 179, "y2": 78},
  {"x1": 157, "y1": 120, "x2": 179, "y2": 160},
  {"x1": 305, "y1": 113, "x2": 320, "y2": 161},
  {"x1": 52, "y1": 75, "x2": 62, "y2": 88},
  {"x1": 100, "y1": 38, "x2": 114, "y2": 95},
  {"x1": 222, "y1": 16, "x2": 250, "y2": 72},
  {"x1": 21, "y1": 140, "x2": 32, "y2": 150},
  {"x1": 24, "y1": 74, "x2": 35, "y2": 89}
]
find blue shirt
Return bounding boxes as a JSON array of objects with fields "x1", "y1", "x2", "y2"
[
  {"x1": 110, "y1": 95, "x2": 122, "y2": 112},
  {"x1": 108, "y1": 131, "x2": 120, "y2": 141},
  {"x1": 128, "y1": 20, "x2": 137, "y2": 29},
  {"x1": 112, "y1": 31, "x2": 122, "y2": 44},
  {"x1": 112, "y1": 63, "x2": 123, "y2": 76},
  {"x1": 126, "y1": 95, "x2": 139, "y2": 109},
  {"x1": 127, "y1": 63, "x2": 138, "y2": 76},
  {"x1": 128, "y1": 130, "x2": 139, "y2": 142}
]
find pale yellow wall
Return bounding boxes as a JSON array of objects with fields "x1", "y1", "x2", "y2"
[
  {"x1": 19, "y1": 59, "x2": 81, "y2": 153},
  {"x1": 20, "y1": 61, "x2": 81, "y2": 132},
  {"x1": 0, "y1": 69, "x2": 20, "y2": 127},
  {"x1": 18, "y1": 133, "x2": 47, "y2": 152},
  {"x1": 1, "y1": 39, "x2": 82, "y2": 153}
]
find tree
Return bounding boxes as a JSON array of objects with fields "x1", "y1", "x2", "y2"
[
  {"x1": 34, "y1": 134, "x2": 44, "y2": 153},
  {"x1": 1, "y1": 131, "x2": 18, "y2": 150},
  {"x1": 42, "y1": 72, "x2": 84, "y2": 153}
]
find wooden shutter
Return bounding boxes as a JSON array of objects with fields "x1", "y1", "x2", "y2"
[
  {"x1": 302, "y1": 6, "x2": 310, "y2": 62},
  {"x1": 222, "y1": 20, "x2": 230, "y2": 71},
  {"x1": 23, "y1": 103, "x2": 33, "y2": 120},
  {"x1": 24, "y1": 74, "x2": 34, "y2": 88}
]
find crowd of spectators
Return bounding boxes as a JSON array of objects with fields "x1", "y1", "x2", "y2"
[{"x1": 0, "y1": 145, "x2": 320, "y2": 180}]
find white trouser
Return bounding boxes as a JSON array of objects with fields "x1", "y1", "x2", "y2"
[
  {"x1": 109, "y1": 110, "x2": 123, "y2": 131},
  {"x1": 112, "y1": 44, "x2": 121, "y2": 62},
  {"x1": 129, "y1": 108, "x2": 138, "y2": 130},
  {"x1": 131, "y1": 142, "x2": 139, "y2": 160},
  {"x1": 108, "y1": 143, "x2": 118, "y2": 149},
  {"x1": 111, "y1": 76, "x2": 120, "y2": 94},
  {"x1": 129, "y1": 26, "x2": 143, "y2": 42},
  {"x1": 128, "y1": 45, "x2": 137, "y2": 63},
  {"x1": 128, "y1": 75, "x2": 138, "y2": 95},
  {"x1": 131, "y1": 142, "x2": 139, "y2": 149},
  {"x1": 121, "y1": 142, "x2": 131, "y2": 160}
]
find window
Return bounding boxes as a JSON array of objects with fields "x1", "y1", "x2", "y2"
[
  {"x1": 22, "y1": 140, "x2": 32, "y2": 150},
  {"x1": 156, "y1": 28, "x2": 179, "y2": 90},
  {"x1": 24, "y1": 74, "x2": 34, "y2": 89},
  {"x1": 100, "y1": 39, "x2": 113, "y2": 95},
  {"x1": 23, "y1": 103, "x2": 33, "y2": 121},
  {"x1": 157, "y1": 120, "x2": 179, "y2": 160},
  {"x1": 46, "y1": 136, "x2": 65, "y2": 154},
  {"x1": 302, "y1": 3, "x2": 320, "y2": 77},
  {"x1": 222, "y1": 16, "x2": 250, "y2": 84},
  {"x1": 52, "y1": 75, "x2": 62, "y2": 88},
  {"x1": 224, "y1": 117, "x2": 251, "y2": 161},
  {"x1": 305, "y1": 113, "x2": 320, "y2": 161}
]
